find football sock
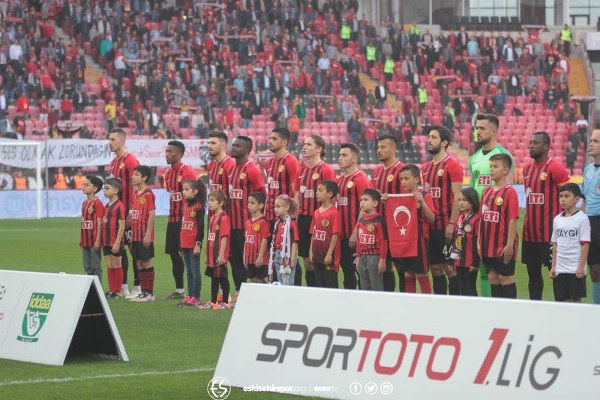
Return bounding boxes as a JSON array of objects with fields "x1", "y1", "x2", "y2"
[
  {"x1": 418, "y1": 275, "x2": 432, "y2": 294},
  {"x1": 121, "y1": 253, "x2": 129, "y2": 284},
  {"x1": 132, "y1": 258, "x2": 140, "y2": 287},
  {"x1": 491, "y1": 284, "x2": 502, "y2": 298},
  {"x1": 480, "y1": 272, "x2": 492, "y2": 297},
  {"x1": 432, "y1": 274, "x2": 447, "y2": 294},
  {"x1": 305, "y1": 270, "x2": 316, "y2": 287},
  {"x1": 138, "y1": 269, "x2": 146, "y2": 292},
  {"x1": 448, "y1": 275, "x2": 460, "y2": 295},
  {"x1": 383, "y1": 270, "x2": 396, "y2": 292},
  {"x1": 526, "y1": 263, "x2": 543, "y2": 300},
  {"x1": 593, "y1": 282, "x2": 600, "y2": 305},
  {"x1": 107, "y1": 269, "x2": 115, "y2": 292},
  {"x1": 211, "y1": 278, "x2": 219, "y2": 303},
  {"x1": 502, "y1": 283, "x2": 517, "y2": 299},
  {"x1": 170, "y1": 253, "x2": 185, "y2": 290},
  {"x1": 220, "y1": 277, "x2": 230, "y2": 304},
  {"x1": 405, "y1": 275, "x2": 416, "y2": 293},
  {"x1": 147, "y1": 267, "x2": 155, "y2": 294},
  {"x1": 114, "y1": 267, "x2": 124, "y2": 293}
]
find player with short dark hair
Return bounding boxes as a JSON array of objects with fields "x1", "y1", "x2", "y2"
[
  {"x1": 522, "y1": 131, "x2": 570, "y2": 300},
  {"x1": 337, "y1": 143, "x2": 370, "y2": 289},
  {"x1": 244, "y1": 192, "x2": 270, "y2": 283},
  {"x1": 80, "y1": 175, "x2": 105, "y2": 282},
  {"x1": 207, "y1": 131, "x2": 235, "y2": 217},
  {"x1": 129, "y1": 165, "x2": 156, "y2": 302},
  {"x1": 164, "y1": 140, "x2": 198, "y2": 299},
  {"x1": 479, "y1": 153, "x2": 520, "y2": 299},
  {"x1": 309, "y1": 180, "x2": 341, "y2": 288},
  {"x1": 295, "y1": 134, "x2": 336, "y2": 287},
  {"x1": 102, "y1": 178, "x2": 126, "y2": 299},
  {"x1": 421, "y1": 125, "x2": 464, "y2": 295}
]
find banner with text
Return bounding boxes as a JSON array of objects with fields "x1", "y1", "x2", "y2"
[
  {"x1": 216, "y1": 285, "x2": 600, "y2": 399},
  {"x1": 0, "y1": 139, "x2": 209, "y2": 169}
]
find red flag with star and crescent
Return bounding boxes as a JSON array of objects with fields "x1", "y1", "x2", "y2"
[{"x1": 385, "y1": 194, "x2": 418, "y2": 258}]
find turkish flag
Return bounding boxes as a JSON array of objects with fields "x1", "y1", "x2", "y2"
[{"x1": 385, "y1": 194, "x2": 418, "y2": 258}]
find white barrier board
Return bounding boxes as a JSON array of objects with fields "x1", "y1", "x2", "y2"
[
  {"x1": 215, "y1": 285, "x2": 600, "y2": 399},
  {"x1": 0, "y1": 270, "x2": 128, "y2": 366}
]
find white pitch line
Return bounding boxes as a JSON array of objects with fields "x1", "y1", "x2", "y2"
[{"x1": 0, "y1": 367, "x2": 215, "y2": 386}]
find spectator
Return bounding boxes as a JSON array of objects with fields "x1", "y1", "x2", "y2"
[
  {"x1": 61, "y1": 94, "x2": 73, "y2": 120},
  {"x1": 288, "y1": 113, "x2": 300, "y2": 145},
  {"x1": 565, "y1": 141, "x2": 577, "y2": 174}
]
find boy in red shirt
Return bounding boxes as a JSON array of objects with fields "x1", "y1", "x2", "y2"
[
  {"x1": 80, "y1": 175, "x2": 104, "y2": 282},
  {"x1": 309, "y1": 180, "x2": 341, "y2": 288},
  {"x1": 244, "y1": 192, "x2": 270, "y2": 283},
  {"x1": 102, "y1": 178, "x2": 126, "y2": 299}
]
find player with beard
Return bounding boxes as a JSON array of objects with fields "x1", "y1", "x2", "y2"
[
  {"x1": 522, "y1": 132, "x2": 569, "y2": 300},
  {"x1": 295, "y1": 134, "x2": 336, "y2": 287},
  {"x1": 207, "y1": 131, "x2": 235, "y2": 216},
  {"x1": 469, "y1": 114, "x2": 513, "y2": 297},
  {"x1": 337, "y1": 143, "x2": 370, "y2": 289},
  {"x1": 228, "y1": 136, "x2": 266, "y2": 300},
  {"x1": 421, "y1": 126, "x2": 464, "y2": 295}
]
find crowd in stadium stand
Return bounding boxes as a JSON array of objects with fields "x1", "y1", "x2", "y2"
[{"x1": 0, "y1": 0, "x2": 590, "y2": 189}]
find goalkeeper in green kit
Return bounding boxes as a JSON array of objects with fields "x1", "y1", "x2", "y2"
[{"x1": 469, "y1": 114, "x2": 514, "y2": 297}]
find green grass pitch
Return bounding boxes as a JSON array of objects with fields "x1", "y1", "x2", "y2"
[{"x1": 0, "y1": 214, "x2": 591, "y2": 399}]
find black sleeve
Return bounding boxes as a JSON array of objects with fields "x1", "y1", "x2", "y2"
[{"x1": 195, "y1": 207, "x2": 205, "y2": 245}]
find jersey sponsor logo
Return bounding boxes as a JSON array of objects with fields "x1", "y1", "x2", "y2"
[
  {"x1": 81, "y1": 220, "x2": 93, "y2": 230},
  {"x1": 270, "y1": 180, "x2": 280, "y2": 189},
  {"x1": 477, "y1": 175, "x2": 491, "y2": 186},
  {"x1": 555, "y1": 228, "x2": 579, "y2": 238},
  {"x1": 304, "y1": 189, "x2": 314, "y2": 198},
  {"x1": 210, "y1": 183, "x2": 223, "y2": 192},
  {"x1": 182, "y1": 220, "x2": 194, "y2": 230},
  {"x1": 338, "y1": 196, "x2": 348, "y2": 206},
  {"x1": 208, "y1": 232, "x2": 216, "y2": 241},
  {"x1": 483, "y1": 211, "x2": 500, "y2": 223},
  {"x1": 170, "y1": 192, "x2": 183, "y2": 202},
  {"x1": 359, "y1": 233, "x2": 375, "y2": 245},
  {"x1": 528, "y1": 192, "x2": 545, "y2": 205},
  {"x1": 229, "y1": 188, "x2": 244, "y2": 200},
  {"x1": 427, "y1": 187, "x2": 441, "y2": 198},
  {"x1": 129, "y1": 210, "x2": 140, "y2": 220},
  {"x1": 313, "y1": 229, "x2": 326, "y2": 241},
  {"x1": 245, "y1": 232, "x2": 255, "y2": 244}
]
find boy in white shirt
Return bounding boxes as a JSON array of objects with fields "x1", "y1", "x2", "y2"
[{"x1": 550, "y1": 183, "x2": 591, "y2": 302}]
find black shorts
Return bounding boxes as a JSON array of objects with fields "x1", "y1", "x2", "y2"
[
  {"x1": 588, "y1": 216, "x2": 600, "y2": 266},
  {"x1": 428, "y1": 229, "x2": 447, "y2": 265},
  {"x1": 165, "y1": 221, "x2": 182, "y2": 255},
  {"x1": 521, "y1": 241, "x2": 552, "y2": 267},
  {"x1": 247, "y1": 264, "x2": 268, "y2": 280},
  {"x1": 103, "y1": 246, "x2": 124, "y2": 256},
  {"x1": 131, "y1": 241, "x2": 155, "y2": 261},
  {"x1": 205, "y1": 265, "x2": 228, "y2": 278},
  {"x1": 297, "y1": 215, "x2": 312, "y2": 258},
  {"x1": 393, "y1": 238, "x2": 429, "y2": 274},
  {"x1": 483, "y1": 257, "x2": 516, "y2": 276},
  {"x1": 553, "y1": 273, "x2": 586, "y2": 301}
]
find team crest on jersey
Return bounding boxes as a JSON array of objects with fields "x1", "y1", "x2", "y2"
[
  {"x1": 437, "y1": 169, "x2": 445, "y2": 177},
  {"x1": 540, "y1": 172, "x2": 547, "y2": 181},
  {"x1": 464, "y1": 224, "x2": 472, "y2": 232},
  {"x1": 177, "y1": 175, "x2": 183, "y2": 182},
  {"x1": 386, "y1": 174, "x2": 394, "y2": 182},
  {"x1": 240, "y1": 173, "x2": 247, "y2": 180},
  {"x1": 253, "y1": 223, "x2": 261, "y2": 232},
  {"x1": 278, "y1": 165, "x2": 285, "y2": 173},
  {"x1": 312, "y1": 172, "x2": 319, "y2": 180},
  {"x1": 215, "y1": 224, "x2": 220, "y2": 231},
  {"x1": 367, "y1": 224, "x2": 375, "y2": 232},
  {"x1": 139, "y1": 197, "x2": 146, "y2": 205},
  {"x1": 218, "y1": 167, "x2": 224, "y2": 175},
  {"x1": 455, "y1": 236, "x2": 463, "y2": 250},
  {"x1": 190, "y1": 210, "x2": 196, "y2": 218},
  {"x1": 495, "y1": 197, "x2": 503, "y2": 206},
  {"x1": 347, "y1": 181, "x2": 354, "y2": 189},
  {"x1": 322, "y1": 219, "x2": 330, "y2": 227},
  {"x1": 87, "y1": 206, "x2": 94, "y2": 214}
]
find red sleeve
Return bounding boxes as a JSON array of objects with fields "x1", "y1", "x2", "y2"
[
  {"x1": 309, "y1": 212, "x2": 317, "y2": 234},
  {"x1": 260, "y1": 220, "x2": 271, "y2": 238},
  {"x1": 331, "y1": 208, "x2": 341, "y2": 235},
  {"x1": 448, "y1": 159, "x2": 464, "y2": 183},
  {"x1": 551, "y1": 161, "x2": 570, "y2": 187},
  {"x1": 291, "y1": 221, "x2": 299, "y2": 242},
  {"x1": 221, "y1": 215, "x2": 231, "y2": 237},
  {"x1": 356, "y1": 173, "x2": 370, "y2": 198},
  {"x1": 424, "y1": 193, "x2": 436, "y2": 215},
  {"x1": 146, "y1": 191, "x2": 156, "y2": 210},
  {"x1": 286, "y1": 155, "x2": 300, "y2": 184},
  {"x1": 321, "y1": 164, "x2": 336, "y2": 180},
  {"x1": 249, "y1": 163, "x2": 267, "y2": 194},
  {"x1": 117, "y1": 203, "x2": 125, "y2": 220},
  {"x1": 473, "y1": 214, "x2": 480, "y2": 236},
  {"x1": 95, "y1": 199, "x2": 105, "y2": 217},
  {"x1": 126, "y1": 155, "x2": 140, "y2": 174},
  {"x1": 183, "y1": 165, "x2": 197, "y2": 180},
  {"x1": 507, "y1": 189, "x2": 520, "y2": 220}
]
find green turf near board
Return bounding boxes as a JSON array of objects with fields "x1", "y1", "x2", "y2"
[{"x1": 0, "y1": 214, "x2": 592, "y2": 399}]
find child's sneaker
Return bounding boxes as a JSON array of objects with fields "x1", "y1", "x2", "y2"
[
  {"x1": 164, "y1": 290, "x2": 185, "y2": 300},
  {"x1": 177, "y1": 296, "x2": 191, "y2": 306},
  {"x1": 120, "y1": 286, "x2": 130, "y2": 297},
  {"x1": 137, "y1": 292, "x2": 155, "y2": 302},
  {"x1": 125, "y1": 287, "x2": 142, "y2": 299},
  {"x1": 106, "y1": 292, "x2": 121, "y2": 299},
  {"x1": 212, "y1": 302, "x2": 230, "y2": 310},
  {"x1": 198, "y1": 301, "x2": 213, "y2": 310}
]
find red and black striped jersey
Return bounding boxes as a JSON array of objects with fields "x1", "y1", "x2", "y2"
[
  {"x1": 479, "y1": 185, "x2": 520, "y2": 260},
  {"x1": 130, "y1": 187, "x2": 156, "y2": 242},
  {"x1": 206, "y1": 211, "x2": 230, "y2": 268},
  {"x1": 309, "y1": 206, "x2": 342, "y2": 271},
  {"x1": 102, "y1": 200, "x2": 125, "y2": 247},
  {"x1": 180, "y1": 198, "x2": 205, "y2": 249},
  {"x1": 165, "y1": 162, "x2": 197, "y2": 223},
  {"x1": 417, "y1": 191, "x2": 436, "y2": 241},
  {"x1": 273, "y1": 218, "x2": 299, "y2": 249},
  {"x1": 80, "y1": 197, "x2": 104, "y2": 247},
  {"x1": 370, "y1": 160, "x2": 405, "y2": 215},
  {"x1": 452, "y1": 212, "x2": 481, "y2": 268},
  {"x1": 355, "y1": 213, "x2": 388, "y2": 258},
  {"x1": 228, "y1": 159, "x2": 266, "y2": 230},
  {"x1": 421, "y1": 156, "x2": 464, "y2": 230},
  {"x1": 522, "y1": 158, "x2": 570, "y2": 242},
  {"x1": 337, "y1": 170, "x2": 370, "y2": 239},
  {"x1": 207, "y1": 155, "x2": 235, "y2": 193},
  {"x1": 244, "y1": 216, "x2": 271, "y2": 266},
  {"x1": 296, "y1": 160, "x2": 336, "y2": 216},
  {"x1": 265, "y1": 152, "x2": 300, "y2": 223},
  {"x1": 108, "y1": 151, "x2": 139, "y2": 212}
]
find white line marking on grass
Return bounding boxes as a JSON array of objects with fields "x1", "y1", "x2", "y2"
[{"x1": 0, "y1": 367, "x2": 215, "y2": 386}]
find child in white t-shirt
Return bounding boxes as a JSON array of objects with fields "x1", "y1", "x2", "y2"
[{"x1": 550, "y1": 183, "x2": 591, "y2": 302}]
